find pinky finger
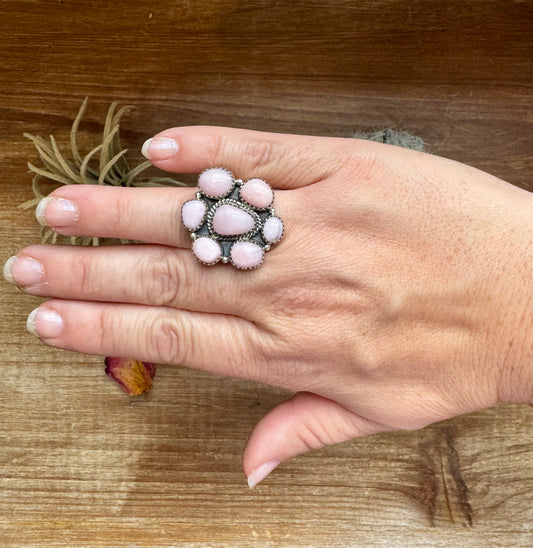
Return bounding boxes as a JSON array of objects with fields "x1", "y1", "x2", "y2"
[{"x1": 26, "y1": 300, "x2": 263, "y2": 380}]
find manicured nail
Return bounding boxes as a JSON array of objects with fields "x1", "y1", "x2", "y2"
[
  {"x1": 27, "y1": 307, "x2": 64, "y2": 339},
  {"x1": 141, "y1": 137, "x2": 179, "y2": 161},
  {"x1": 36, "y1": 197, "x2": 79, "y2": 227},
  {"x1": 3, "y1": 256, "x2": 44, "y2": 287},
  {"x1": 247, "y1": 460, "x2": 280, "y2": 488}
]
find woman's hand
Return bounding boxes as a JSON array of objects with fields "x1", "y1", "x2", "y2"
[{"x1": 5, "y1": 127, "x2": 533, "y2": 486}]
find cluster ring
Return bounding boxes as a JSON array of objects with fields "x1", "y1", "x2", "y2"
[{"x1": 181, "y1": 167, "x2": 284, "y2": 270}]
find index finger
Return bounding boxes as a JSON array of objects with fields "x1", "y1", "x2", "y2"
[{"x1": 142, "y1": 126, "x2": 367, "y2": 189}]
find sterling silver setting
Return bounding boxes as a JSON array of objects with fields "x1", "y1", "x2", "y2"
[{"x1": 181, "y1": 168, "x2": 284, "y2": 270}]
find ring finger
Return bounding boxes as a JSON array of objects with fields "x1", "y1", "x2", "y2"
[{"x1": 7, "y1": 243, "x2": 256, "y2": 316}]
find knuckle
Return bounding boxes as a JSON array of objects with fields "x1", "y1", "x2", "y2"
[
  {"x1": 288, "y1": 405, "x2": 332, "y2": 451},
  {"x1": 98, "y1": 307, "x2": 120, "y2": 356},
  {"x1": 145, "y1": 253, "x2": 184, "y2": 307},
  {"x1": 205, "y1": 130, "x2": 227, "y2": 167},
  {"x1": 291, "y1": 395, "x2": 353, "y2": 449},
  {"x1": 242, "y1": 138, "x2": 278, "y2": 172},
  {"x1": 149, "y1": 314, "x2": 187, "y2": 364},
  {"x1": 295, "y1": 424, "x2": 325, "y2": 452},
  {"x1": 110, "y1": 192, "x2": 131, "y2": 236},
  {"x1": 71, "y1": 252, "x2": 93, "y2": 295},
  {"x1": 272, "y1": 282, "x2": 328, "y2": 315},
  {"x1": 230, "y1": 331, "x2": 265, "y2": 380},
  {"x1": 338, "y1": 149, "x2": 382, "y2": 183},
  {"x1": 251, "y1": 331, "x2": 302, "y2": 389},
  {"x1": 205, "y1": 129, "x2": 281, "y2": 174}
]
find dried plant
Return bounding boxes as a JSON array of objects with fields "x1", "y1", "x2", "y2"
[{"x1": 21, "y1": 98, "x2": 186, "y2": 246}]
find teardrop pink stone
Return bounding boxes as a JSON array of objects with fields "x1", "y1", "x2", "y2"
[
  {"x1": 181, "y1": 199, "x2": 206, "y2": 230},
  {"x1": 198, "y1": 168, "x2": 234, "y2": 197},
  {"x1": 230, "y1": 241, "x2": 264, "y2": 269},
  {"x1": 240, "y1": 178, "x2": 273, "y2": 209},
  {"x1": 212, "y1": 204, "x2": 255, "y2": 236}
]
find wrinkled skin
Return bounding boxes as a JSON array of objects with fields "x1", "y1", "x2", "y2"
[{"x1": 5, "y1": 127, "x2": 533, "y2": 486}]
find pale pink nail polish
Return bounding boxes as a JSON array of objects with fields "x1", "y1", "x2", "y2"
[
  {"x1": 141, "y1": 137, "x2": 179, "y2": 161},
  {"x1": 27, "y1": 308, "x2": 64, "y2": 339},
  {"x1": 247, "y1": 460, "x2": 280, "y2": 488},
  {"x1": 36, "y1": 197, "x2": 79, "y2": 227},
  {"x1": 3, "y1": 256, "x2": 44, "y2": 287}
]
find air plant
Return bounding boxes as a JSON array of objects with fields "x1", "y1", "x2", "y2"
[{"x1": 22, "y1": 98, "x2": 187, "y2": 395}]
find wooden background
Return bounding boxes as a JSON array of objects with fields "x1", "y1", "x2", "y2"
[{"x1": 1, "y1": 1, "x2": 533, "y2": 546}]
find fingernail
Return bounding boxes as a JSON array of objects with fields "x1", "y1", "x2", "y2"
[
  {"x1": 36, "y1": 197, "x2": 79, "y2": 227},
  {"x1": 3, "y1": 256, "x2": 44, "y2": 287},
  {"x1": 27, "y1": 307, "x2": 64, "y2": 338},
  {"x1": 141, "y1": 137, "x2": 179, "y2": 161},
  {"x1": 247, "y1": 460, "x2": 280, "y2": 488}
]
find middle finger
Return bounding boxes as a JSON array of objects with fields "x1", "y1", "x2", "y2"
[{"x1": 38, "y1": 180, "x2": 288, "y2": 250}]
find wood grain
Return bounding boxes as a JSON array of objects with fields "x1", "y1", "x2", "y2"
[{"x1": 1, "y1": 1, "x2": 533, "y2": 546}]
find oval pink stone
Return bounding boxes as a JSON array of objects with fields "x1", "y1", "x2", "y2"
[
  {"x1": 240, "y1": 178, "x2": 273, "y2": 209},
  {"x1": 212, "y1": 204, "x2": 255, "y2": 236},
  {"x1": 230, "y1": 241, "x2": 264, "y2": 269},
  {"x1": 263, "y1": 216, "x2": 284, "y2": 244},
  {"x1": 192, "y1": 237, "x2": 222, "y2": 265},
  {"x1": 198, "y1": 168, "x2": 234, "y2": 197},
  {"x1": 181, "y1": 199, "x2": 207, "y2": 230}
]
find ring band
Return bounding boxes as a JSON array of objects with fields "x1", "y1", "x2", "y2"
[{"x1": 181, "y1": 167, "x2": 284, "y2": 270}]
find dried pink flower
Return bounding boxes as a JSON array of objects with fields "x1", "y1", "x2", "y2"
[{"x1": 104, "y1": 357, "x2": 156, "y2": 396}]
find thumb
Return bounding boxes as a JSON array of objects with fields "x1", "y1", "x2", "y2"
[{"x1": 243, "y1": 392, "x2": 388, "y2": 488}]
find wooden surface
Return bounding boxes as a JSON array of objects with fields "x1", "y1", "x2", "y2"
[{"x1": 1, "y1": 1, "x2": 533, "y2": 546}]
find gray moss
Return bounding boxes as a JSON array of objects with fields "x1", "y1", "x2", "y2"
[{"x1": 353, "y1": 128, "x2": 427, "y2": 152}]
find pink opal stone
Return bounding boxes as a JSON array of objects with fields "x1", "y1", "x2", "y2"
[
  {"x1": 240, "y1": 178, "x2": 274, "y2": 209},
  {"x1": 212, "y1": 204, "x2": 255, "y2": 236},
  {"x1": 192, "y1": 237, "x2": 222, "y2": 264},
  {"x1": 198, "y1": 168, "x2": 234, "y2": 197},
  {"x1": 230, "y1": 241, "x2": 264, "y2": 269},
  {"x1": 181, "y1": 199, "x2": 207, "y2": 230},
  {"x1": 263, "y1": 216, "x2": 284, "y2": 244}
]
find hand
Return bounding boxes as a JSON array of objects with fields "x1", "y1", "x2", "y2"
[{"x1": 5, "y1": 127, "x2": 533, "y2": 487}]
